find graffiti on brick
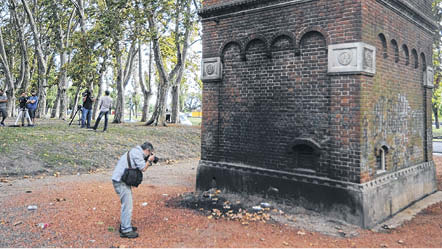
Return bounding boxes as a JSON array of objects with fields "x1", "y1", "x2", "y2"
[{"x1": 362, "y1": 93, "x2": 424, "y2": 173}]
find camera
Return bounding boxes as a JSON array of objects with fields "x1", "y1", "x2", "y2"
[
  {"x1": 144, "y1": 154, "x2": 159, "y2": 164},
  {"x1": 19, "y1": 96, "x2": 28, "y2": 109},
  {"x1": 82, "y1": 90, "x2": 91, "y2": 97}
]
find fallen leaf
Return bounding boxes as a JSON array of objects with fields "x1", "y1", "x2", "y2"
[
  {"x1": 297, "y1": 231, "x2": 306, "y2": 236},
  {"x1": 283, "y1": 241, "x2": 289, "y2": 246}
]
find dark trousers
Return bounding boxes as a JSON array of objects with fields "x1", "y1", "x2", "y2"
[
  {"x1": 0, "y1": 108, "x2": 7, "y2": 124},
  {"x1": 93, "y1": 111, "x2": 109, "y2": 131}
]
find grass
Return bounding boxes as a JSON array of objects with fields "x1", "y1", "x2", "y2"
[
  {"x1": 0, "y1": 119, "x2": 201, "y2": 177},
  {"x1": 433, "y1": 126, "x2": 442, "y2": 137},
  {"x1": 188, "y1": 117, "x2": 202, "y2": 126}
]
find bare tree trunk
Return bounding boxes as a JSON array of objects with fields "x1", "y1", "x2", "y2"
[
  {"x1": 113, "y1": 41, "x2": 138, "y2": 123},
  {"x1": 171, "y1": 85, "x2": 180, "y2": 123},
  {"x1": 171, "y1": 1, "x2": 191, "y2": 123},
  {"x1": 434, "y1": 106, "x2": 440, "y2": 129},
  {"x1": 10, "y1": 0, "x2": 29, "y2": 93},
  {"x1": 145, "y1": 13, "x2": 182, "y2": 126},
  {"x1": 139, "y1": 41, "x2": 153, "y2": 122},
  {"x1": 92, "y1": 57, "x2": 108, "y2": 120},
  {"x1": 113, "y1": 41, "x2": 124, "y2": 123},
  {"x1": 70, "y1": 86, "x2": 81, "y2": 120},
  {"x1": 0, "y1": 28, "x2": 16, "y2": 117},
  {"x1": 51, "y1": 88, "x2": 61, "y2": 118},
  {"x1": 21, "y1": 0, "x2": 49, "y2": 118},
  {"x1": 58, "y1": 8, "x2": 76, "y2": 120},
  {"x1": 146, "y1": 80, "x2": 168, "y2": 126}
]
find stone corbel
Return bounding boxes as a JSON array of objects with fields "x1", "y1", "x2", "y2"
[
  {"x1": 328, "y1": 42, "x2": 376, "y2": 76},
  {"x1": 424, "y1": 66, "x2": 434, "y2": 89},
  {"x1": 201, "y1": 57, "x2": 222, "y2": 82}
]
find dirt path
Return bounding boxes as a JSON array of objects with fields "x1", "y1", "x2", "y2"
[{"x1": 0, "y1": 158, "x2": 441, "y2": 248}]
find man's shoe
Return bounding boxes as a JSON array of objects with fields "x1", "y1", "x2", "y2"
[
  {"x1": 119, "y1": 225, "x2": 137, "y2": 233},
  {"x1": 0, "y1": 123, "x2": 4, "y2": 127},
  {"x1": 120, "y1": 230, "x2": 138, "y2": 238}
]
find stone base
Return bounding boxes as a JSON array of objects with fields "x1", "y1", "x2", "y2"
[{"x1": 196, "y1": 160, "x2": 437, "y2": 228}]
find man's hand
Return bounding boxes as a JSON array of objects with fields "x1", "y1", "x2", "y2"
[{"x1": 143, "y1": 154, "x2": 155, "y2": 172}]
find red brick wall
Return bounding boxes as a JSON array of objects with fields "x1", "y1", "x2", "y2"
[
  {"x1": 201, "y1": 0, "x2": 363, "y2": 182},
  {"x1": 359, "y1": 0, "x2": 434, "y2": 182},
  {"x1": 200, "y1": 0, "x2": 434, "y2": 183}
]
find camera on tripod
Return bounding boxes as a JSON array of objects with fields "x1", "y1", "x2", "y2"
[{"x1": 19, "y1": 96, "x2": 28, "y2": 109}]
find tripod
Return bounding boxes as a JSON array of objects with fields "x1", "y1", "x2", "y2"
[
  {"x1": 14, "y1": 107, "x2": 33, "y2": 126},
  {"x1": 69, "y1": 105, "x2": 83, "y2": 126}
]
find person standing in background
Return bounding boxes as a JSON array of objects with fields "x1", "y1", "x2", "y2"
[
  {"x1": 81, "y1": 90, "x2": 94, "y2": 128},
  {"x1": 93, "y1": 90, "x2": 112, "y2": 132}
]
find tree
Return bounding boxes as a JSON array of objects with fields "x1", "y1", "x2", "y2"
[
  {"x1": 0, "y1": 0, "x2": 30, "y2": 117},
  {"x1": 138, "y1": 41, "x2": 153, "y2": 122},
  {"x1": 50, "y1": 1, "x2": 77, "y2": 120},
  {"x1": 21, "y1": 0, "x2": 52, "y2": 118},
  {"x1": 432, "y1": 0, "x2": 442, "y2": 129}
]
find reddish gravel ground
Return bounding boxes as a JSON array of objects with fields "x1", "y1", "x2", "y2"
[{"x1": 0, "y1": 158, "x2": 441, "y2": 248}]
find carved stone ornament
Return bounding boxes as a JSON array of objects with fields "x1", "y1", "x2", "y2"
[
  {"x1": 201, "y1": 57, "x2": 222, "y2": 82},
  {"x1": 328, "y1": 42, "x2": 376, "y2": 75},
  {"x1": 424, "y1": 66, "x2": 434, "y2": 88}
]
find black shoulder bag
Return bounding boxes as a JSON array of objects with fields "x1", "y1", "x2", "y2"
[{"x1": 121, "y1": 150, "x2": 143, "y2": 187}]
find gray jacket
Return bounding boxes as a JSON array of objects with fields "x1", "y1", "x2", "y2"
[{"x1": 112, "y1": 146, "x2": 146, "y2": 182}]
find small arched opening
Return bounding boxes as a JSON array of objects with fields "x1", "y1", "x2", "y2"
[
  {"x1": 290, "y1": 139, "x2": 321, "y2": 174},
  {"x1": 412, "y1": 49, "x2": 419, "y2": 69},
  {"x1": 391, "y1": 39, "x2": 399, "y2": 63},
  {"x1": 402, "y1": 44, "x2": 409, "y2": 66},
  {"x1": 378, "y1": 34, "x2": 388, "y2": 58},
  {"x1": 375, "y1": 145, "x2": 389, "y2": 173}
]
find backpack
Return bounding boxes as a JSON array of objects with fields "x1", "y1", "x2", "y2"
[{"x1": 121, "y1": 150, "x2": 143, "y2": 187}]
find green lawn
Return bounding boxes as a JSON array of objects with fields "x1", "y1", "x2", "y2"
[
  {"x1": 188, "y1": 117, "x2": 202, "y2": 126},
  {"x1": 433, "y1": 126, "x2": 442, "y2": 142},
  {"x1": 0, "y1": 119, "x2": 201, "y2": 178}
]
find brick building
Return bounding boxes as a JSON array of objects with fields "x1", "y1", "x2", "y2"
[{"x1": 197, "y1": 0, "x2": 438, "y2": 228}]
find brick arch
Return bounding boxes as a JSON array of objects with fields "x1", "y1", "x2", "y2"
[
  {"x1": 289, "y1": 138, "x2": 322, "y2": 173},
  {"x1": 219, "y1": 40, "x2": 243, "y2": 62},
  {"x1": 289, "y1": 138, "x2": 322, "y2": 154},
  {"x1": 295, "y1": 26, "x2": 330, "y2": 51},
  {"x1": 298, "y1": 30, "x2": 327, "y2": 56},
  {"x1": 420, "y1": 52, "x2": 427, "y2": 71},
  {"x1": 270, "y1": 31, "x2": 296, "y2": 51},
  {"x1": 411, "y1": 48, "x2": 419, "y2": 69},
  {"x1": 243, "y1": 35, "x2": 271, "y2": 60},
  {"x1": 402, "y1": 44, "x2": 410, "y2": 66},
  {"x1": 378, "y1": 33, "x2": 388, "y2": 59},
  {"x1": 390, "y1": 39, "x2": 399, "y2": 63}
]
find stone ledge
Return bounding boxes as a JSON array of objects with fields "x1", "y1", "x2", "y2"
[
  {"x1": 199, "y1": 160, "x2": 434, "y2": 191},
  {"x1": 199, "y1": 0, "x2": 316, "y2": 19},
  {"x1": 376, "y1": 0, "x2": 437, "y2": 34},
  {"x1": 197, "y1": 160, "x2": 437, "y2": 228},
  {"x1": 360, "y1": 161, "x2": 435, "y2": 190}
]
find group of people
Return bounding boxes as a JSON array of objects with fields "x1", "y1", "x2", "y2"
[
  {"x1": 0, "y1": 87, "x2": 111, "y2": 130},
  {"x1": 80, "y1": 89, "x2": 113, "y2": 132},
  {"x1": 0, "y1": 89, "x2": 38, "y2": 127},
  {"x1": 2, "y1": 87, "x2": 152, "y2": 239}
]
